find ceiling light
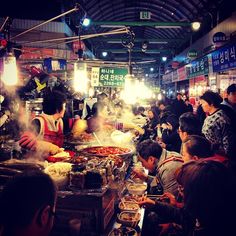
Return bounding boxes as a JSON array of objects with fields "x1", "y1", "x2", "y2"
[
  {"x1": 82, "y1": 18, "x2": 91, "y2": 27},
  {"x1": 150, "y1": 68, "x2": 154, "y2": 72},
  {"x1": 162, "y1": 56, "x2": 167, "y2": 62},
  {"x1": 191, "y1": 21, "x2": 201, "y2": 31},
  {"x1": 102, "y1": 51, "x2": 108, "y2": 57}
]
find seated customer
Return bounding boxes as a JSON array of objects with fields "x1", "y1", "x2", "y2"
[
  {"x1": 178, "y1": 112, "x2": 202, "y2": 142},
  {"x1": 0, "y1": 171, "x2": 57, "y2": 236},
  {"x1": 139, "y1": 160, "x2": 236, "y2": 236},
  {"x1": 158, "y1": 114, "x2": 181, "y2": 153},
  {"x1": 182, "y1": 135, "x2": 228, "y2": 165},
  {"x1": 133, "y1": 139, "x2": 183, "y2": 197}
]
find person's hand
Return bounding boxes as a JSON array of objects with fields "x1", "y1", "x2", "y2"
[
  {"x1": 19, "y1": 131, "x2": 37, "y2": 150},
  {"x1": 132, "y1": 169, "x2": 147, "y2": 181},
  {"x1": 138, "y1": 197, "x2": 155, "y2": 208},
  {"x1": 160, "y1": 192, "x2": 177, "y2": 206},
  {"x1": 161, "y1": 123, "x2": 168, "y2": 129}
]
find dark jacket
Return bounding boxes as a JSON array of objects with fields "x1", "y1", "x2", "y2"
[{"x1": 171, "y1": 99, "x2": 188, "y2": 118}]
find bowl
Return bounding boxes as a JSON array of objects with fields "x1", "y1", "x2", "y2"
[
  {"x1": 108, "y1": 226, "x2": 138, "y2": 236},
  {"x1": 118, "y1": 201, "x2": 140, "y2": 212},
  {"x1": 117, "y1": 211, "x2": 141, "y2": 227},
  {"x1": 127, "y1": 183, "x2": 147, "y2": 195}
]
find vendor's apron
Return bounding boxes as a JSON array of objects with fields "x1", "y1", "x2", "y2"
[{"x1": 39, "y1": 116, "x2": 64, "y2": 147}]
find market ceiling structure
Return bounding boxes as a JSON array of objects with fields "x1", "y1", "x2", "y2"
[
  {"x1": 63, "y1": 0, "x2": 232, "y2": 64},
  {"x1": 0, "y1": 0, "x2": 234, "y2": 69}
]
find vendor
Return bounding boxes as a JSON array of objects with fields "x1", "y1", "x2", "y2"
[{"x1": 19, "y1": 90, "x2": 86, "y2": 155}]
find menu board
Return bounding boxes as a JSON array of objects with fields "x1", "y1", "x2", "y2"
[
  {"x1": 91, "y1": 67, "x2": 128, "y2": 87},
  {"x1": 211, "y1": 43, "x2": 236, "y2": 72}
]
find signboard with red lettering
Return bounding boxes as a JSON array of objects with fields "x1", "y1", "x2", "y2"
[{"x1": 177, "y1": 66, "x2": 187, "y2": 81}]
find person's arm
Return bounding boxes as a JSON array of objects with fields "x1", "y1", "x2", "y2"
[
  {"x1": 0, "y1": 113, "x2": 9, "y2": 127},
  {"x1": 152, "y1": 201, "x2": 183, "y2": 224},
  {"x1": 139, "y1": 197, "x2": 184, "y2": 224}
]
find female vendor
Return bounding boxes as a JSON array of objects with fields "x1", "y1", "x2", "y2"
[{"x1": 19, "y1": 90, "x2": 87, "y2": 156}]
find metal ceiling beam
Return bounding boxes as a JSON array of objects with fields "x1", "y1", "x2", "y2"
[
  {"x1": 92, "y1": 21, "x2": 191, "y2": 27},
  {"x1": 92, "y1": 38, "x2": 184, "y2": 43},
  {"x1": 98, "y1": 49, "x2": 173, "y2": 53}
]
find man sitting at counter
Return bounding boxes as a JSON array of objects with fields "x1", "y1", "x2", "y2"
[
  {"x1": 133, "y1": 139, "x2": 183, "y2": 197},
  {"x1": 19, "y1": 90, "x2": 87, "y2": 156},
  {"x1": 0, "y1": 170, "x2": 57, "y2": 236}
]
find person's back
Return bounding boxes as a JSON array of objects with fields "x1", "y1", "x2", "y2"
[{"x1": 0, "y1": 171, "x2": 57, "y2": 236}]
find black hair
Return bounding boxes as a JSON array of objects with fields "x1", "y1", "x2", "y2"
[
  {"x1": 137, "y1": 106, "x2": 145, "y2": 113},
  {"x1": 200, "y1": 90, "x2": 223, "y2": 108},
  {"x1": 0, "y1": 171, "x2": 57, "y2": 232},
  {"x1": 179, "y1": 112, "x2": 201, "y2": 135},
  {"x1": 227, "y1": 83, "x2": 236, "y2": 94},
  {"x1": 42, "y1": 90, "x2": 66, "y2": 115},
  {"x1": 148, "y1": 107, "x2": 159, "y2": 120},
  {"x1": 183, "y1": 135, "x2": 213, "y2": 158},
  {"x1": 136, "y1": 139, "x2": 162, "y2": 160},
  {"x1": 176, "y1": 93, "x2": 182, "y2": 96},
  {"x1": 177, "y1": 160, "x2": 236, "y2": 236}
]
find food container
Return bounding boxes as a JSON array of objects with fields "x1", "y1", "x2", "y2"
[
  {"x1": 44, "y1": 162, "x2": 72, "y2": 189},
  {"x1": 108, "y1": 226, "x2": 138, "y2": 236},
  {"x1": 126, "y1": 183, "x2": 147, "y2": 195},
  {"x1": 117, "y1": 211, "x2": 141, "y2": 227},
  {"x1": 118, "y1": 201, "x2": 140, "y2": 212}
]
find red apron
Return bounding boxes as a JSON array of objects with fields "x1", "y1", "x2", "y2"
[{"x1": 38, "y1": 115, "x2": 64, "y2": 147}]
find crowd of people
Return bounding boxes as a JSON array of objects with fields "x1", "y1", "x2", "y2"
[{"x1": 0, "y1": 84, "x2": 236, "y2": 236}]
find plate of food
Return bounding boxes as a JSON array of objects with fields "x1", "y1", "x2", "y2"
[
  {"x1": 79, "y1": 146, "x2": 133, "y2": 157},
  {"x1": 108, "y1": 226, "x2": 138, "y2": 236},
  {"x1": 46, "y1": 150, "x2": 75, "y2": 162}
]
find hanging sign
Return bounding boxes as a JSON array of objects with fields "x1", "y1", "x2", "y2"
[
  {"x1": 171, "y1": 61, "x2": 180, "y2": 69},
  {"x1": 187, "y1": 49, "x2": 198, "y2": 59},
  {"x1": 140, "y1": 11, "x2": 151, "y2": 20},
  {"x1": 213, "y1": 32, "x2": 227, "y2": 43},
  {"x1": 211, "y1": 43, "x2": 236, "y2": 72},
  {"x1": 91, "y1": 67, "x2": 128, "y2": 87},
  {"x1": 186, "y1": 56, "x2": 209, "y2": 79}
]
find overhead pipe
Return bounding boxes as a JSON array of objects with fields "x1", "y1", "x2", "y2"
[
  {"x1": 11, "y1": 4, "x2": 80, "y2": 40},
  {"x1": 92, "y1": 21, "x2": 191, "y2": 27}
]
